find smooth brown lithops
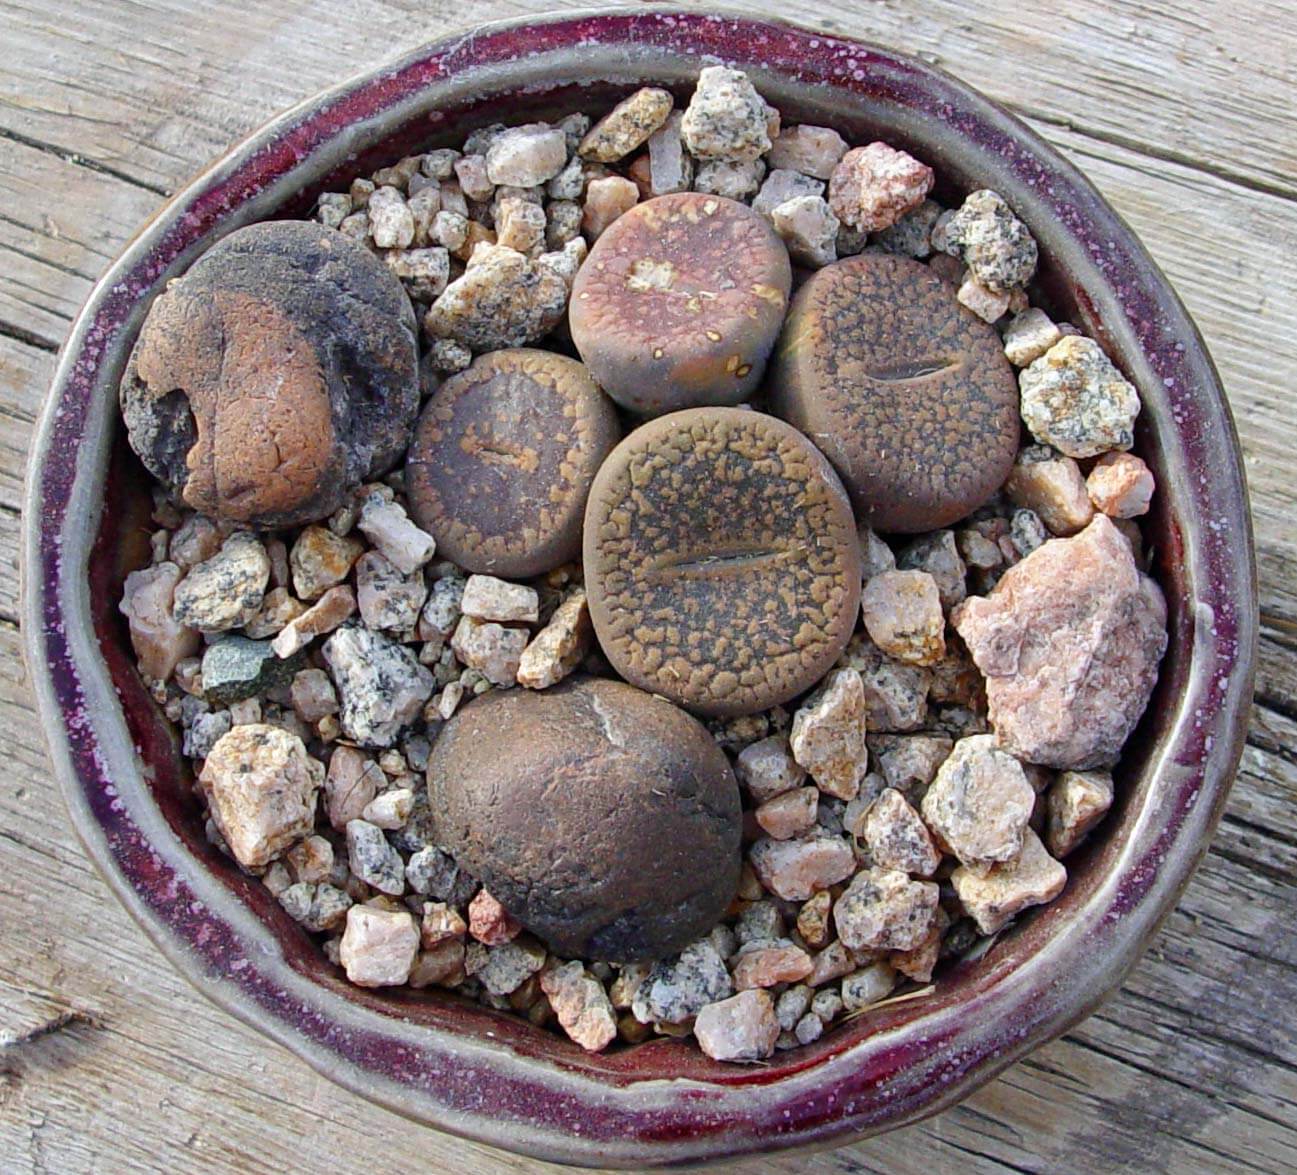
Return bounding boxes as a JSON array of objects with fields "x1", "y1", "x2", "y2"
[
  {"x1": 568, "y1": 193, "x2": 792, "y2": 415},
  {"x1": 426, "y1": 677, "x2": 741, "y2": 962},
  {"x1": 584, "y1": 407, "x2": 861, "y2": 717},
  {"x1": 120, "y1": 220, "x2": 418, "y2": 528},
  {"x1": 406, "y1": 349, "x2": 620, "y2": 578},
  {"x1": 768, "y1": 252, "x2": 1019, "y2": 533}
]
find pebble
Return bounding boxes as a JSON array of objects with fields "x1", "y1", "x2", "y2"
[
  {"x1": 1019, "y1": 336, "x2": 1141, "y2": 458},
  {"x1": 748, "y1": 832, "x2": 856, "y2": 901},
  {"x1": 1087, "y1": 452, "x2": 1155, "y2": 518},
  {"x1": 771, "y1": 195, "x2": 841, "y2": 268},
  {"x1": 199, "y1": 724, "x2": 324, "y2": 868},
  {"x1": 952, "y1": 828, "x2": 1068, "y2": 934},
  {"x1": 408, "y1": 940, "x2": 467, "y2": 989},
  {"x1": 789, "y1": 669, "x2": 869, "y2": 801},
  {"x1": 1010, "y1": 508, "x2": 1050, "y2": 558},
  {"x1": 485, "y1": 124, "x2": 568, "y2": 186},
  {"x1": 863, "y1": 788, "x2": 942, "y2": 876},
  {"x1": 795, "y1": 890, "x2": 834, "y2": 950},
  {"x1": 426, "y1": 243, "x2": 569, "y2": 350},
  {"x1": 767, "y1": 124, "x2": 848, "y2": 179},
  {"x1": 468, "y1": 888, "x2": 522, "y2": 946},
  {"x1": 794, "y1": 1012, "x2": 824, "y2": 1045},
  {"x1": 807, "y1": 941, "x2": 856, "y2": 987},
  {"x1": 953, "y1": 515, "x2": 1167, "y2": 768},
  {"x1": 270, "y1": 584, "x2": 356, "y2": 658},
  {"x1": 754, "y1": 787, "x2": 821, "y2": 840},
  {"x1": 356, "y1": 493, "x2": 436, "y2": 576},
  {"x1": 494, "y1": 197, "x2": 546, "y2": 256},
  {"x1": 860, "y1": 570, "x2": 946, "y2": 667},
  {"x1": 858, "y1": 526, "x2": 897, "y2": 581},
  {"x1": 202, "y1": 635, "x2": 301, "y2": 704},
  {"x1": 361, "y1": 787, "x2": 414, "y2": 830},
  {"x1": 833, "y1": 867, "x2": 939, "y2": 952},
  {"x1": 939, "y1": 189, "x2": 1037, "y2": 292},
  {"x1": 828, "y1": 142, "x2": 934, "y2": 232},
  {"x1": 316, "y1": 191, "x2": 352, "y2": 228},
  {"x1": 694, "y1": 989, "x2": 780, "y2": 1062},
  {"x1": 450, "y1": 616, "x2": 528, "y2": 686},
  {"x1": 368, "y1": 186, "x2": 415, "y2": 249},
  {"x1": 460, "y1": 575, "x2": 539, "y2": 624},
  {"x1": 868, "y1": 734, "x2": 954, "y2": 804},
  {"x1": 1046, "y1": 769, "x2": 1115, "y2": 857},
  {"x1": 421, "y1": 901, "x2": 467, "y2": 947},
  {"x1": 735, "y1": 735, "x2": 809, "y2": 803},
  {"x1": 173, "y1": 532, "x2": 270, "y2": 633},
  {"x1": 289, "y1": 525, "x2": 364, "y2": 600},
  {"x1": 693, "y1": 159, "x2": 766, "y2": 200},
  {"x1": 289, "y1": 667, "x2": 338, "y2": 723},
  {"x1": 286, "y1": 835, "x2": 333, "y2": 884},
  {"x1": 1003, "y1": 308, "x2": 1063, "y2": 367},
  {"x1": 631, "y1": 939, "x2": 734, "y2": 1025},
  {"x1": 346, "y1": 819, "x2": 406, "y2": 895},
  {"x1": 406, "y1": 846, "x2": 474, "y2": 904},
  {"x1": 541, "y1": 961, "x2": 619, "y2": 1052},
  {"x1": 681, "y1": 65, "x2": 774, "y2": 162},
  {"x1": 454, "y1": 154, "x2": 494, "y2": 201},
  {"x1": 169, "y1": 514, "x2": 223, "y2": 569},
  {"x1": 841, "y1": 961, "x2": 898, "y2": 1012},
  {"x1": 897, "y1": 530, "x2": 967, "y2": 612},
  {"x1": 183, "y1": 709, "x2": 232, "y2": 760},
  {"x1": 465, "y1": 937, "x2": 547, "y2": 995},
  {"x1": 581, "y1": 175, "x2": 640, "y2": 239},
  {"x1": 579, "y1": 88, "x2": 674, "y2": 162},
  {"x1": 732, "y1": 941, "x2": 814, "y2": 989},
  {"x1": 646, "y1": 111, "x2": 693, "y2": 195},
  {"x1": 873, "y1": 199, "x2": 943, "y2": 259},
  {"x1": 839, "y1": 634, "x2": 932, "y2": 733},
  {"x1": 339, "y1": 906, "x2": 420, "y2": 987},
  {"x1": 323, "y1": 745, "x2": 381, "y2": 830},
  {"x1": 751, "y1": 167, "x2": 823, "y2": 222},
  {"x1": 957, "y1": 271, "x2": 1011, "y2": 323},
  {"x1": 322, "y1": 623, "x2": 435, "y2": 748},
  {"x1": 356, "y1": 551, "x2": 428, "y2": 633},
  {"x1": 921, "y1": 734, "x2": 1035, "y2": 873},
  {"x1": 384, "y1": 247, "x2": 451, "y2": 301},
  {"x1": 516, "y1": 589, "x2": 591, "y2": 690},
  {"x1": 1004, "y1": 447, "x2": 1096, "y2": 536},
  {"x1": 120, "y1": 563, "x2": 200, "y2": 681}
]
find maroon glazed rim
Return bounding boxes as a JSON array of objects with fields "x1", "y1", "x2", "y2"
[{"x1": 22, "y1": 8, "x2": 1256, "y2": 1167}]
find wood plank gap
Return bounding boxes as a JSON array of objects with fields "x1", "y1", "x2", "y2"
[
  {"x1": 0, "y1": 320, "x2": 59, "y2": 354},
  {"x1": 0, "y1": 124, "x2": 169, "y2": 198}
]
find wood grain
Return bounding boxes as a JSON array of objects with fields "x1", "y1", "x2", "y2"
[{"x1": 1, "y1": 2, "x2": 1294, "y2": 1172}]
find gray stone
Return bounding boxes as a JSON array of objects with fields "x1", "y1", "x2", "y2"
[
  {"x1": 322, "y1": 623, "x2": 434, "y2": 748},
  {"x1": 202, "y1": 635, "x2": 302, "y2": 704}
]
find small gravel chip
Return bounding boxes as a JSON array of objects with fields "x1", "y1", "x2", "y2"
[
  {"x1": 1019, "y1": 336, "x2": 1140, "y2": 458},
  {"x1": 767, "y1": 124, "x2": 848, "y2": 179},
  {"x1": 748, "y1": 832, "x2": 856, "y2": 901},
  {"x1": 460, "y1": 574, "x2": 540, "y2": 623},
  {"x1": 1010, "y1": 508, "x2": 1050, "y2": 558},
  {"x1": 692, "y1": 158, "x2": 766, "y2": 200},
  {"x1": 425, "y1": 243, "x2": 568, "y2": 350},
  {"x1": 1004, "y1": 447, "x2": 1095, "y2": 538},
  {"x1": 940, "y1": 189, "x2": 1037, "y2": 292},
  {"x1": 833, "y1": 868, "x2": 939, "y2": 952},
  {"x1": 173, "y1": 532, "x2": 270, "y2": 634},
  {"x1": 469, "y1": 888, "x2": 522, "y2": 946},
  {"x1": 1087, "y1": 452, "x2": 1155, "y2": 518},
  {"x1": 953, "y1": 828, "x2": 1068, "y2": 934},
  {"x1": 324, "y1": 745, "x2": 381, "y2": 830},
  {"x1": 323, "y1": 623, "x2": 434, "y2": 748},
  {"x1": 1003, "y1": 307, "x2": 1063, "y2": 367},
  {"x1": 735, "y1": 900, "x2": 785, "y2": 945},
  {"x1": 183, "y1": 708, "x2": 232, "y2": 760},
  {"x1": 579, "y1": 87, "x2": 674, "y2": 162},
  {"x1": 858, "y1": 526, "x2": 897, "y2": 581},
  {"x1": 794, "y1": 1012, "x2": 824, "y2": 1045},
  {"x1": 807, "y1": 941, "x2": 856, "y2": 987},
  {"x1": 957, "y1": 271, "x2": 1011, "y2": 323},
  {"x1": 681, "y1": 65, "x2": 774, "y2": 162},
  {"x1": 1046, "y1": 770, "x2": 1114, "y2": 857},
  {"x1": 361, "y1": 786, "x2": 414, "y2": 830},
  {"x1": 169, "y1": 515, "x2": 222, "y2": 569},
  {"x1": 541, "y1": 960, "x2": 619, "y2": 1052},
  {"x1": 408, "y1": 940, "x2": 467, "y2": 989},
  {"x1": 840, "y1": 631, "x2": 934, "y2": 729},
  {"x1": 828, "y1": 142, "x2": 934, "y2": 232},
  {"x1": 632, "y1": 939, "x2": 734, "y2": 1025},
  {"x1": 841, "y1": 960, "x2": 898, "y2": 1012},
  {"x1": 485, "y1": 123, "x2": 568, "y2": 187},
  {"x1": 694, "y1": 989, "x2": 780, "y2": 1062},
  {"x1": 346, "y1": 819, "x2": 406, "y2": 895},
  {"x1": 647, "y1": 111, "x2": 693, "y2": 195},
  {"x1": 751, "y1": 167, "x2": 823, "y2": 222},
  {"x1": 863, "y1": 788, "x2": 942, "y2": 876},
  {"x1": 271, "y1": 585, "x2": 356, "y2": 658},
  {"x1": 202, "y1": 635, "x2": 301, "y2": 704},
  {"x1": 200, "y1": 724, "x2": 323, "y2": 869},
  {"x1": 860, "y1": 571, "x2": 946, "y2": 667},
  {"x1": 790, "y1": 669, "x2": 868, "y2": 801},
  {"x1": 897, "y1": 530, "x2": 966, "y2": 612},
  {"x1": 290, "y1": 525, "x2": 364, "y2": 600},
  {"x1": 357, "y1": 493, "x2": 436, "y2": 575},
  {"x1": 754, "y1": 787, "x2": 821, "y2": 840},
  {"x1": 465, "y1": 937, "x2": 547, "y2": 996},
  {"x1": 356, "y1": 550, "x2": 428, "y2": 633},
  {"x1": 450, "y1": 616, "x2": 529, "y2": 687},
  {"x1": 405, "y1": 845, "x2": 470, "y2": 902},
  {"x1": 582, "y1": 175, "x2": 640, "y2": 239},
  {"x1": 735, "y1": 735, "x2": 808, "y2": 803},
  {"x1": 340, "y1": 905, "x2": 419, "y2": 987},
  {"x1": 796, "y1": 890, "x2": 834, "y2": 949},
  {"x1": 873, "y1": 199, "x2": 943, "y2": 259},
  {"x1": 385, "y1": 246, "x2": 451, "y2": 301},
  {"x1": 421, "y1": 901, "x2": 468, "y2": 948},
  {"x1": 732, "y1": 942, "x2": 814, "y2": 989},
  {"x1": 316, "y1": 191, "x2": 352, "y2": 229},
  {"x1": 454, "y1": 154, "x2": 494, "y2": 201},
  {"x1": 775, "y1": 985, "x2": 813, "y2": 1031},
  {"x1": 771, "y1": 195, "x2": 840, "y2": 268},
  {"x1": 290, "y1": 667, "x2": 338, "y2": 723},
  {"x1": 921, "y1": 734, "x2": 1035, "y2": 873},
  {"x1": 368, "y1": 185, "x2": 415, "y2": 249},
  {"x1": 286, "y1": 834, "x2": 334, "y2": 884},
  {"x1": 867, "y1": 734, "x2": 954, "y2": 804},
  {"x1": 517, "y1": 589, "x2": 591, "y2": 690}
]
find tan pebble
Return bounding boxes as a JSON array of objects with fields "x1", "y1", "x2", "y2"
[
  {"x1": 469, "y1": 888, "x2": 522, "y2": 946},
  {"x1": 860, "y1": 570, "x2": 946, "y2": 666},
  {"x1": 790, "y1": 669, "x2": 868, "y2": 800},
  {"x1": 408, "y1": 938, "x2": 467, "y2": 988},
  {"x1": 952, "y1": 828, "x2": 1067, "y2": 934},
  {"x1": 1087, "y1": 451, "x2": 1155, "y2": 518},
  {"x1": 1004, "y1": 447, "x2": 1095, "y2": 536},
  {"x1": 421, "y1": 901, "x2": 468, "y2": 947},
  {"x1": 863, "y1": 788, "x2": 942, "y2": 876},
  {"x1": 340, "y1": 905, "x2": 419, "y2": 987},
  {"x1": 540, "y1": 960, "x2": 618, "y2": 1052},
  {"x1": 748, "y1": 832, "x2": 856, "y2": 901},
  {"x1": 694, "y1": 989, "x2": 780, "y2": 1062},
  {"x1": 796, "y1": 890, "x2": 834, "y2": 949},
  {"x1": 119, "y1": 563, "x2": 200, "y2": 681},
  {"x1": 323, "y1": 744, "x2": 383, "y2": 831},
  {"x1": 768, "y1": 124, "x2": 848, "y2": 179},
  {"x1": 582, "y1": 175, "x2": 640, "y2": 239},
  {"x1": 460, "y1": 574, "x2": 540, "y2": 623},
  {"x1": 517, "y1": 589, "x2": 592, "y2": 690},
  {"x1": 579, "y1": 88, "x2": 674, "y2": 163},
  {"x1": 1003, "y1": 307, "x2": 1062, "y2": 367},
  {"x1": 833, "y1": 867, "x2": 939, "y2": 952},
  {"x1": 754, "y1": 787, "x2": 821, "y2": 840},
  {"x1": 1046, "y1": 769, "x2": 1114, "y2": 857},
  {"x1": 271, "y1": 585, "x2": 356, "y2": 658},
  {"x1": 450, "y1": 616, "x2": 529, "y2": 687},
  {"x1": 732, "y1": 943, "x2": 814, "y2": 990}
]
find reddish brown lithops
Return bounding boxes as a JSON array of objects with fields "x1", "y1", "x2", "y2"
[
  {"x1": 426, "y1": 677, "x2": 741, "y2": 961},
  {"x1": 569, "y1": 193, "x2": 792, "y2": 415},
  {"x1": 406, "y1": 349, "x2": 619, "y2": 577},
  {"x1": 584, "y1": 407, "x2": 861, "y2": 716},
  {"x1": 120, "y1": 220, "x2": 418, "y2": 528},
  {"x1": 768, "y1": 252, "x2": 1020, "y2": 533}
]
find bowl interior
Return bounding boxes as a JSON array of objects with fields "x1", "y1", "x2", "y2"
[{"x1": 90, "y1": 66, "x2": 1188, "y2": 1090}]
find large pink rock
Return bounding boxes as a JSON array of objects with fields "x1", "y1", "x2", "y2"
[{"x1": 951, "y1": 514, "x2": 1167, "y2": 769}]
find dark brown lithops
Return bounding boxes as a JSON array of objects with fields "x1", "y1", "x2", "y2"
[
  {"x1": 406, "y1": 349, "x2": 619, "y2": 578},
  {"x1": 584, "y1": 407, "x2": 861, "y2": 717},
  {"x1": 768, "y1": 252, "x2": 1020, "y2": 533},
  {"x1": 426, "y1": 677, "x2": 741, "y2": 961},
  {"x1": 568, "y1": 193, "x2": 792, "y2": 415},
  {"x1": 120, "y1": 220, "x2": 419, "y2": 528}
]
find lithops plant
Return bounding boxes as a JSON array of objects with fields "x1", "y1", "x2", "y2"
[
  {"x1": 406, "y1": 349, "x2": 620, "y2": 578},
  {"x1": 427, "y1": 677, "x2": 742, "y2": 961},
  {"x1": 584, "y1": 407, "x2": 861, "y2": 717},
  {"x1": 119, "y1": 220, "x2": 419, "y2": 528},
  {"x1": 568, "y1": 193, "x2": 791, "y2": 415},
  {"x1": 768, "y1": 252, "x2": 1019, "y2": 533}
]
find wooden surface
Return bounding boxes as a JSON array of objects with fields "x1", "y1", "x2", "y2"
[{"x1": 1, "y1": 2, "x2": 1294, "y2": 1171}]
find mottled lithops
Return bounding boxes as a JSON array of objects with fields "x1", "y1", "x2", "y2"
[
  {"x1": 426, "y1": 678, "x2": 741, "y2": 961},
  {"x1": 568, "y1": 193, "x2": 792, "y2": 415},
  {"x1": 120, "y1": 221, "x2": 419, "y2": 527},
  {"x1": 769, "y1": 252, "x2": 1019, "y2": 532},
  {"x1": 584, "y1": 407, "x2": 861, "y2": 716},
  {"x1": 406, "y1": 349, "x2": 620, "y2": 577}
]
